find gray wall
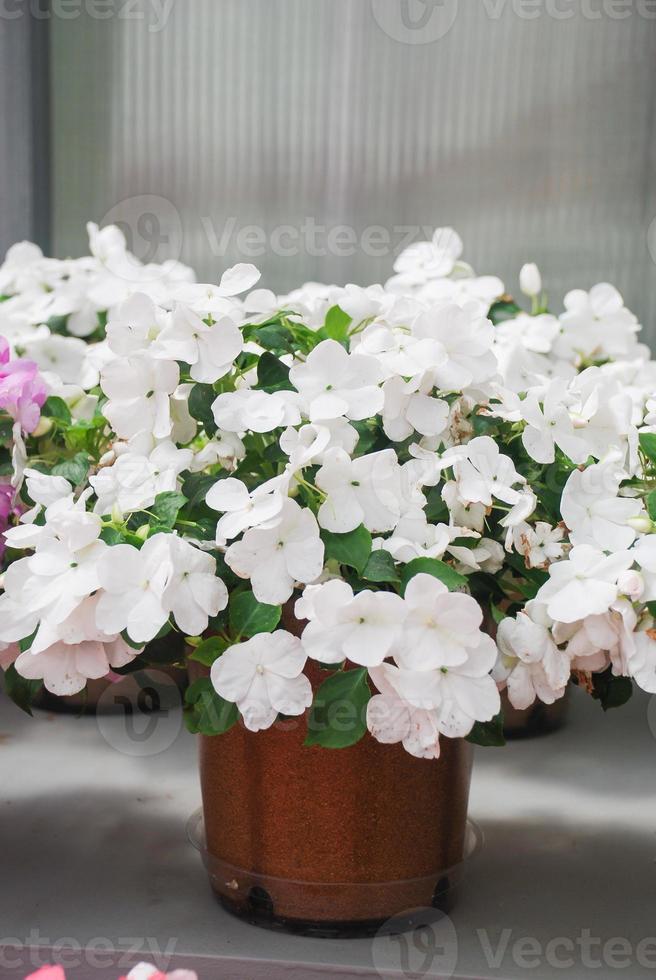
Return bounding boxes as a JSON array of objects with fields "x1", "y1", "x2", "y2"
[
  {"x1": 52, "y1": 0, "x2": 656, "y2": 336},
  {"x1": 0, "y1": 10, "x2": 49, "y2": 254}
]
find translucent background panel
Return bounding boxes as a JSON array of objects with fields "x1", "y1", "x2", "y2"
[{"x1": 52, "y1": 0, "x2": 656, "y2": 338}]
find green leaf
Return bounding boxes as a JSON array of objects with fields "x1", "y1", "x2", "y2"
[
  {"x1": 362, "y1": 549, "x2": 400, "y2": 584},
  {"x1": 184, "y1": 677, "x2": 238, "y2": 735},
  {"x1": 188, "y1": 635, "x2": 229, "y2": 666},
  {"x1": 322, "y1": 525, "x2": 372, "y2": 576},
  {"x1": 319, "y1": 304, "x2": 352, "y2": 342},
  {"x1": 2, "y1": 665, "x2": 42, "y2": 716},
  {"x1": 305, "y1": 668, "x2": 370, "y2": 748},
  {"x1": 400, "y1": 557, "x2": 467, "y2": 594},
  {"x1": 250, "y1": 322, "x2": 294, "y2": 354},
  {"x1": 488, "y1": 298, "x2": 521, "y2": 325},
  {"x1": 100, "y1": 526, "x2": 124, "y2": 545},
  {"x1": 51, "y1": 452, "x2": 90, "y2": 486},
  {"x1": 591, "y1": 668, "x2": 633, "y2": 711},
  {"x1": 188, "y1": 383, "x2": 217, "y2": 435},
  {"x1": 489, "y1": 601, "x2": 507, "y2": 626},
  {"x1": 229, "y1": 590, "x2": 281, "y2": 637},
  {"x1": 639, "y1": 432, "x2": 656, "y2": 464},
  {"x1": 466, "y1": 712, "x2": 506, "y2": 747},
  {"x1": 182, "y1": 472, "x2": 219, "y2": 509},
  {"x1": 42, "y1": 395, "x2": 72, "y2": 425},
  {"x1": 647, "y1": 491, "x2": 656, "y2": 522},
  {"x1": 151, "y1": 491, "x2": 187, "y2": 529},
  {"x1": 256, "y1": 351, "x2": 292, "y2": 392}
]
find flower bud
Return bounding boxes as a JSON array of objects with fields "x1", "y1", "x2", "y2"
[
  {"x1": 32, "y1": 417, "x2": 53, "y2": 438},
  {"x1": 519, "y1": 262, "x2": 542, "y2": 298},
  {"x1": 618, "y1": 569, "x2": 644, "y2": 601},
  {"x1": 628, "y1": 514, "x2": 655, "y2": 534}
]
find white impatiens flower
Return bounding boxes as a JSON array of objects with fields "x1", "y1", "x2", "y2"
[
  {"x1": 206, "y1": 476, "x2": 285, "y2": 544},
  {"x1": 95, "y1": 535, "x2": 175, "y2": 643},
  {"x1": 448, "y1": 436, "x2": 525, "y2": 507},
  {"x1": 536, "y1": 544, "x2": 634, "y2": 624},
  {"x1": 411, "y1": 304, "x2": 497, "y2": 391},
  {"x1": 495, "y1": 601, "x2": 570, "y2": 709},
  {"x1": 381, "y1": 375, "x2": 449, "y2": 442},
  {"x1": 162, "y1": 535, "x2": 228, "y2": 636},
  {"x1": 299, "y1": 580, "x2": 405, "y2": 667},
  {"x1": 316, "y1": 447, "x2": 407, "y2": 534},
  {"x1": 560, "y1": 458, "x2": 641, "y2": 552},
  {"x1": 225, "y1": 498, "x2": 324, "y2": 604},
  {"x1": 156, "y1": 306, "x2": 243, "y2": 383},
  {"x1": 90, "y1": 441, "x2": 193, "y2": 516},
  {"x1": 288, "y1": 339, "x2": 384, "y2": 421},
  {"x1": 371, "y1": 632, "x2": 500, "y2": 737},
  {"x1": 366, "y1": 667, "x2": 441, "y2": 759},
  {"x1": 396, "y1": 573, "x2": 484, "y2": 670},
  {"x1": 508, "y1": 520, "x2": 565, "y2": 569},
  {"x1": 556, "y1": 282, "x2": 641, "y2": 363},
  {"x1": 520, "y1": 382, "x2": 590, "y2": 465},
  {"x1": 101, "y1": 352, "x2": 179, "y2": 440},
  {"x1": 211, "y1": 630, "x2": 312, "y2": 732},
  {"x1": 212, "y1": 388, "x2": 301, "y2": 433},
  {"x1": 392, "y1": 226, "x2": 464, "y2": 284},
  {"x1": 105, "y1": 292, "x2": 166, "y2": 355}
]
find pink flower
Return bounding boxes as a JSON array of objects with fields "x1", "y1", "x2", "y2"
[
  {"x1": 0, "y1": 480, "x2": 15, "y2": 561},
  {"x1": 25, "y1": 968, "x2": 66, "y2": 980},
  {"x1": 0, "y1": 335, "x2": 47, "y2": 434}
]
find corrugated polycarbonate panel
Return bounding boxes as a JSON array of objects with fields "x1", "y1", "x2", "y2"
[{"x1": 52, "y1": 0, "x2": 656, "y2": 338}]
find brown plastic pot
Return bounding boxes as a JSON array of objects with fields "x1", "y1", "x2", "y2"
[
  {"x1": 502, "y1": 687, "x2": 569, "y2": 738},
  {"x1": 197, "y1": 648, "x2": 474, "y2": 936}
]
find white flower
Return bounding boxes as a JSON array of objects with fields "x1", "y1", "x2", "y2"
[
  {"x1": 536, "y1": 544, "x2": 633, "y2": 624},
  {"x1": 375, "y1": 511, "x2": 451, "y2": 563},
  {"x1": 90, "y1": 441, "x2": 193, "y2": 516},
  {"x1": 102, "y1": 352, "x2": 179, "y2": 440},
  {"x1": 212, "y1": 388, "x2": 301, "y2": 433},
  {"x1": 519, "y1": 263, "x2": 542, "y2": 298},
  {"x1": 95, "y1": 535, "x2": 175, "y2": 643},
  {"x1": 105, "y1": 292, "x2": 166, "y2": 355},
  {"x1": 20, "y1": 467, "x2": 72, "y2": 523},
  {"x1": 225, "y1": 498, "x2": 324, "y2": 604},
  {"x1": 556, "y1": 283, "x2": 640, "y2": 363},
  {"x1": 382, "y1": 375, "x2": 449, "y2": 442},
  {"x1": 520, "y1": 382, "x2": 590, "y2": 464},
  {"x1": 366, "y1": 668, "x2": 441, "y2": 759},
  {"x1": 157, "y1": 306, "x2": 243, "y2": 383},
  {"x1": 288, "y1": 339, "x2": 384, "y2": 422},
  {"x1": 316, "y1": 447, "x2": 406, "y2": 534},
  {"x1": 495, "y1": 601, "x2": 570, "y2": 709},
  {"x1": 449, "y1": 435, "x2": 525, "y2": 507},
  {"x1": 15, "y1": 635, "x2": 136, "y2": 696},
  {"x1": 372, "y1": 632, "x2": 500, "y2": 736},
  {"x1": 279, "y1": 418, "x2": 359, "y2": 469},
  {"x1": 172, "y1": 263, "x2": 261, "y2": 317},
  {"x1": 300, "y1": 580, "x2": 405, "y2": 667},
  {"x1": 206, "y1": 476, "x2": 285, "y2": 543},
  {"x1": 162, "y1": 536, "x2": 227, "y2": 636},
  {"x1": 396, "y1": 572, "x2": 484, "y2": 670},
  {"x1": 508, "y1": 521, "x2": 564, "y2": 568},
  {"x1": 211, "y1": 630, "x2": 311, "y2": 732},
  {"x1": 392, "y1": 227, "x2": 464, "y2": 283},
  {"x1": 411, "y1": 305, "x2": 497, "y2": 390},
  {"x1": 560, "y1": 459, "x2": 640, "y2": 551}
]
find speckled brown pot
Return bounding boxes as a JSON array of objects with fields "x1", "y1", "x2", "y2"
[
  {"x1": 502, "y1": 687, "x2": 569, "y2": 738},
  {"x1": 198, "y1": 663, "x2": 473, "y2": 936}
]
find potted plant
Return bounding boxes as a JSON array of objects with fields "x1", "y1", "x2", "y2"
[{"x1": 2, "y1": 228, "x2": 656, "y2": 934}]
